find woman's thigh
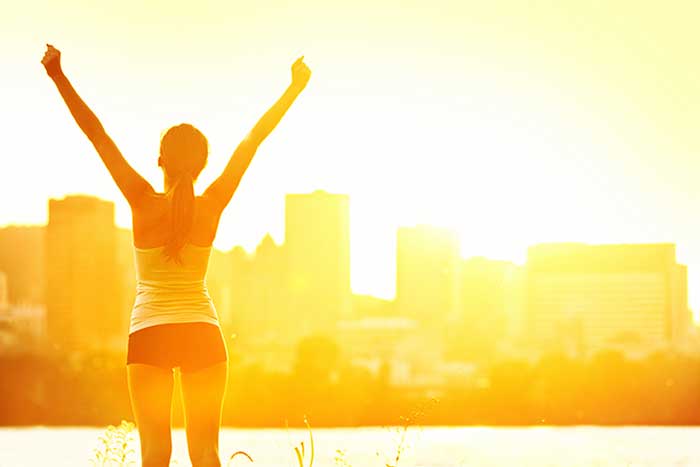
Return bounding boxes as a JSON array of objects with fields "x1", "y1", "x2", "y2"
[
  {"x1": 180, "y1": 362, "x2": 228, "y2": 453},
  {"x1": 126, "y1": 364, "x2": 175, "y2": 455}
]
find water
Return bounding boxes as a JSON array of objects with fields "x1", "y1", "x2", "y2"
[{"x1": 0, "y1": 426, "x2": 699, "y2": 466}]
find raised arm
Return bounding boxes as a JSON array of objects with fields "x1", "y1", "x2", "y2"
[
  {"x1": 41, "y1": 44, "x2": 154, "y2": 207},
  {"x1": 203, "y1": 56, "x2": 311, "y2": 211}
]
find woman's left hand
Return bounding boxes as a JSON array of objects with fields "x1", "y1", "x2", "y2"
[
  {"x1": 41, "y1": 44, "x2": 63, "y2": 78},
  {"x1": 291, "y1": 56, "x2": 311, "y2": 91}
]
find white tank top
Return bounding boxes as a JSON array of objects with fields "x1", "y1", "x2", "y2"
[{"x1": 129, "y1": 243, "x2": 219, "y2": 334}]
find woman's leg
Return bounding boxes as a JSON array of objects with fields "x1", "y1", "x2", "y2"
[
  {"x1": 180, "y1": 361, "x2": 228, "y2": 467},
  {"x1": 127, "y1": 363, "x2": 174, "y2": 467}
]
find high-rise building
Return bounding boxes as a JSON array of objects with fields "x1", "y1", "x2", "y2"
[
  {"x1": 213, "y1": 236, "x2": 288, "y2": 341},
  {"x1": 46, "y1": 196, "x2": 126, "y2": 352},
  {"x1": 248, "y1": 234, "x2": 287, "y2": 334},
  {"x1": 525, "y1": 243, "x2": 690, "y2": 357},
  {"x1": 395, "y1": 225, "x2": 460, "y2": 328},
  {"x1": 0, "y1": 271, "x2": 8, "y2": 311},
  {"x1": 352, "y1": 293, "x2": 395, "y2": 318},
  {"x1": 210, "y1": 240, "x2": 295, "y2": 371},
  {"x1": 0, "y1": 304, "x2": 46, "y2": 354},
  {"x1": 671, "y1": 263, "x2": 690, "y2": 346},
  {"x1": 116, "y1": 227, "x2": 136, "y2": 324},
  {"x1": 448, "y1": 257, "x2": 516, "y2": 363},
  {"x1": 285, "y1": 190, "x2": 351, "y2": 334},
  {"x1": 0, "y1": 225, "x2": 45, "y2": 304},
  {"x1": 206, "y1": 247, "x2": 238, "y2": 336},
  {"x1": 227, "y1": 246, "x2": 253, "y2": 336}
]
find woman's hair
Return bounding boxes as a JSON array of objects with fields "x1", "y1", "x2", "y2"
[{"x1": 158, "y1": 123, "x2": 208, "y2": 262}]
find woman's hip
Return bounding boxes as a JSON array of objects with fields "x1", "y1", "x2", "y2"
[{"x1": 126, "y1": 321, "x2": 228, "y2": 372}]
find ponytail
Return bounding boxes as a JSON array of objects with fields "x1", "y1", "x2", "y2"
[
  {"x1": 164, "y1": 171, "x2": 195, "y2": 263},
  {"x1": 158, "y1": 123, "x2": 208, "y2": 262}
]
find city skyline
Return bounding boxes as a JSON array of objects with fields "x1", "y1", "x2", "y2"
[
  {"x1": 1, "y1": 191, "x2": 696, "y2": 429},
  {"x1": 2, "y1": 192, "x2": 694, "y2": 359},
  {"x1": 8, "y1": 2, "x2": 700, "y2": 462},
  {"x1": 2, "y1": 191, "x2": 700, "y2": 325},
  {"x1": 6, "y1": 1, "x2": 700, "y2": 318},
  {"x1": 0, "y1": 191, "x2": 695, "y2": 362}
]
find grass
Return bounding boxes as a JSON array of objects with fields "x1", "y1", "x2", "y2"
[
  {"x1": 290, "y1": 417, "x2": 315, "y2": 467},
  {"x1": 89, "y1": 420, "x2": 137, "y2": 466},
  {"x1": 90, "y1": 400, "x2": 438, "y2": 466}
]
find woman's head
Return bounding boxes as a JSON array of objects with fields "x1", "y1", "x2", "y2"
[
  {"x1": 158, "y1": 123, "x2": 208, "y2": 180},
  {"x1": 158, "y1": 124, "x2": 209, "y2": 262}
]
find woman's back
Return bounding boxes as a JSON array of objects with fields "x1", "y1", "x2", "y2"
[
  {"x1": 129, "y1": 193, "x2": 222, "y2": 334},
  {"x1": 132, "y1": 193, "x2": 221, "y2": 250},
  {"x1": 134, "y1": 243, "x2": 212, "y2": 283}
]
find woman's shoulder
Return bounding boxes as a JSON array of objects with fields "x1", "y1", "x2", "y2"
[
  {"x1": 195, "y1": 193, "x2": 225, "y2": 217},
  {"x1": 138, "y1": 193, "x2": 221, "y2": 227},
  {"x1": 134, "y1": 192, "x2": 215, "y2": 211}
]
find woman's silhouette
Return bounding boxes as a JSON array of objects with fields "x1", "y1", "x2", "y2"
[{"x1": 41, "y1": 44, "x2": 311, "y2": 467}]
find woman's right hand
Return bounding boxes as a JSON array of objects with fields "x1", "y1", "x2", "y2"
[{"x1": 41, "y1": 44, "x2": 63, "y2": 78}]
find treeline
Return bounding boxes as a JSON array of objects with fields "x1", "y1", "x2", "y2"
[{"x1": 2, "y1": 341, "x2": 700, "y2": 426}]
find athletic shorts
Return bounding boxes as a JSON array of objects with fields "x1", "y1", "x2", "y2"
[{"x1": 126, "y1": 322, "x2": 228, "y2": 372}]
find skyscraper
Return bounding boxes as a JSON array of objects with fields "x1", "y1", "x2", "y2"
[
  {"x1": 525, "y1": 243, "x2": 690, "y2": 356},
  {"x1": 116, "y1": 227, "x2": 136, "y2": 327},
  {"x1": 0, "y1": 225, "x2": 45, "y2": 305},
  {"x1": 46, "y1": 195, "x2": 125, "y2": 352},
  {"x1": 248, "y1": 234, "x2": 287, "y2": 335},
  {"x1": 395, "y1": 225, "x2": 460, "y2": 328},
  {"x1": 285, "y1": 190, "x2": 351, "y2": 334},
  {"x1": 0, "y1": 271, "x2": 8, "y2": 311},
  {"x1": 206, "y1": 247, "x2": 239, "y2": 336},
  {"x1": 448, "y1": 257, "x2": 516, "y2": 363}
]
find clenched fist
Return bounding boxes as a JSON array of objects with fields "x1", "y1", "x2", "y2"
[
  {"x1": 291, "y1": 56, "x2": 311, "y2": 91},
  {"x1": 41, "y1": 44, "x2": 63, "y2": 78}
]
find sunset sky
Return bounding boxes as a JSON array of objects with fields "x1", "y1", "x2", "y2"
[{"x1": 3, "y1": 0, "x2": 700, "y2": 315}]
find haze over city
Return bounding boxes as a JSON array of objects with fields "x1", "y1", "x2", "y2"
[
  {"x1": 7, "y1": 1, "x2": 700, "y2": 466},
  {"x1": 4, "y1": 1, "x2": 700, "y2": 315}
]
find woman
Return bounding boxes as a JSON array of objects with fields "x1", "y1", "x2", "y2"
[{"x1": 41, "y1": 44, "x2": 311, "y2": 467}]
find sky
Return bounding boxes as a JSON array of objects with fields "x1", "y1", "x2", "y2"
[{"x1": 2, "y1": 0, "x2": 700, "y2": 314}]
